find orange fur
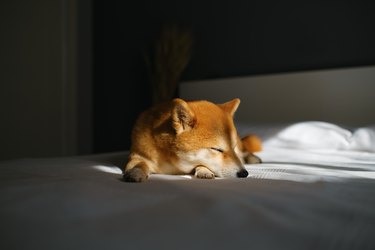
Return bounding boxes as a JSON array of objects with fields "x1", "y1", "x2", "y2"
[
  {"x1": 124, "y1": 98, "x2": 262, "y2": 182},
  {"x1": 242, "y1": 135, "x2": 263, "y2": 153}
]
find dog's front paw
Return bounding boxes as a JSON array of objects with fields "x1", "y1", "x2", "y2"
[
  {"x1": 123, "y1": 168, "x2": 148, "y2": 182},
  {"x1": 194, "y1": 166, "x2": 215, "y2": 179},
  {"x1": 244, "y1": 153, "x2": 262, "y2": 164}
]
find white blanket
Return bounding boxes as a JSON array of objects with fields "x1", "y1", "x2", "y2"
[
  {"x1": 264, "y1": 121, "x2": 375, "y2": 152},
  {"x1": 245, "y1": 122, "x2": 375, "y2": 183}
]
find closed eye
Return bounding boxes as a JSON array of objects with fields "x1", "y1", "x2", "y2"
[{"x1": 210, "y1": 147, "x2": 224, "y2": 153}]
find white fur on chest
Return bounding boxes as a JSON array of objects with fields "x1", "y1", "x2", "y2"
[{"x1": 175, "y1": 149, "x2": 221, "y2": 174}]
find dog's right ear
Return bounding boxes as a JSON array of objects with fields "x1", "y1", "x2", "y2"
[{"x1": 172, "y1": 98, "x2": 195, "y2": 134}]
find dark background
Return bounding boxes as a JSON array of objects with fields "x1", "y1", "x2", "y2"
[
  {"x1": 93, "y1": 0, "x2": 375, "y2": 153},
  {"x1": 1, "y1": 0, "x2": 374, "y2": 160}
]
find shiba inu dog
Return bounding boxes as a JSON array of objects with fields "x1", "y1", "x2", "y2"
[{"x1": 123, "y1": 98, "x2": 261, "y2": 182}]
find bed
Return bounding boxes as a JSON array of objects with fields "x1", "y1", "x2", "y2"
[{"x1": 1, "y1": 66, "x2": 375, "y2": 250}]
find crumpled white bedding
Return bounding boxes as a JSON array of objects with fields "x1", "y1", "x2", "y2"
[
  {"x1": 1, "y1": 121, "x2": 375, "y2": 250},
  {"x1": 251, "y1": 121, "x2": 375, "y2": 182},
  {"x1": 264, "y1": 121, "x2": 375, "y2": 152}
]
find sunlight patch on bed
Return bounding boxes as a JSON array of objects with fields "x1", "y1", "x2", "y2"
[
  {"x1": 246, "y1": 164, "x2": 375, "y2": 183},
  {"x1": 90, "y1": 163, "x2": 375, "y2": 183},
  {"x1": 92, "y1": 165, "x2": 123, "y2": 174},
  {"x1": 150, "y1": 174, "x2": 193, "y2": 180}
]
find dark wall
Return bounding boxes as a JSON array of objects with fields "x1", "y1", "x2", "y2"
[{"x1": 93, "y1": 0, "x2": 375, "y2": 153}]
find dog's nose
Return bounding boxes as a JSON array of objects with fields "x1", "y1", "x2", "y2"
[{"x1": 237, "y1": 169, "x2": 249, "y2": 178}]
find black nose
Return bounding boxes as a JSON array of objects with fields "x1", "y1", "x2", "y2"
[{"x1": 237, "y1": 169, "x2": 249, "y2": 178}]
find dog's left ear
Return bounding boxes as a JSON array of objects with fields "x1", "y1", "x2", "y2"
[
  {"x1": 172, "y1": 98, "x2": 196, "y2": 134},
  {"x1": 219, "y1": 98, "x2": 240, "y2": 117}
]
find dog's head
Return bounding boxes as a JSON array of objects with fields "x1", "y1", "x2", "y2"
[{"x1": 171, "y1": 98, "x2": 248, "y2": 178}]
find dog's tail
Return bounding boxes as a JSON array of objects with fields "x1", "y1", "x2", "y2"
[{"x1": 242, "y1": 134, "x2": 262, "y2": 153}]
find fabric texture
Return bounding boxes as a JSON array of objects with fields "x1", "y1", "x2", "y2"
[{"x1": 1, "y1": 122, "x2": 375, "y2": 250}]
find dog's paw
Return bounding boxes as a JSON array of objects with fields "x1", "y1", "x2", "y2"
[
  {"x1": 194, "y1": 166, "x2": 215, "y2": 179},
  {"x1": 123, "y1": 168, "x2": 148, "y2": 182},
  {"x1": 244, "y1": 153, "x2": 262, "y2": 164}
]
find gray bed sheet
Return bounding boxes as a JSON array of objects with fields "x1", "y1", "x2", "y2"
[{"x1": 1, "y1": 150, "x2": 375, "y2": 250}]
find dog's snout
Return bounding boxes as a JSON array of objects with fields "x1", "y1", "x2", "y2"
[{"x1": 237, "y1": 169, "x2": 249, "y2": 178}]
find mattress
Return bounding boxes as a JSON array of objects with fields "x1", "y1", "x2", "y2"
[{"x1": 1, "y1": 122, "x2": 375, "y2": 250}]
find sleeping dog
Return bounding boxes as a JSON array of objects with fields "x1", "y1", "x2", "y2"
[{"x1": 124, "y1": 98, "x2": 262, "y2": 182}]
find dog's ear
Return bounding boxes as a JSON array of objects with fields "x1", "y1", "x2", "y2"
[
  {"x1": 172, "y1": 98, "x2": 196, "y2": 134},
  {"x1": 219, "y1": 98, "x2": 240, "y2": 117}
]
